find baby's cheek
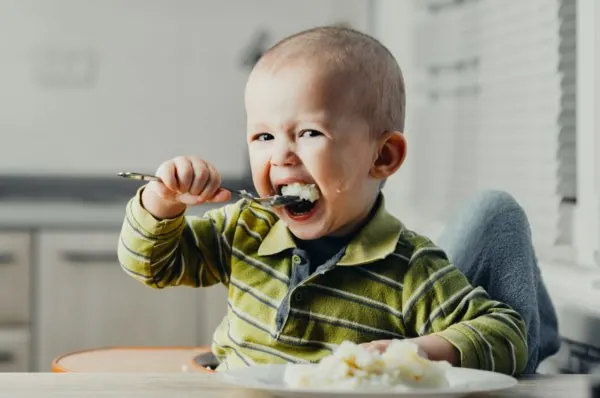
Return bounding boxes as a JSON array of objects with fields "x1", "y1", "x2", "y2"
[
  {"x1": 320, "y1": 155, "x2": 350, "y2": 183},
  {"x1": 249, "y1": 160, "x2": 271, "y2": 189}
]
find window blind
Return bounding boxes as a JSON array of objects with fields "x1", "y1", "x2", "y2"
[
  {"x1": 558, "y1": 0, "x2": 577, "y2": 245},
  {"x1": 410, "y1": 0, "x2": 568, "y2": 251}
]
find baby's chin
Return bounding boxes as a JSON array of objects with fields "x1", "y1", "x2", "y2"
[
  {"x1": 284, "y1": 221, "x2": 330, "y2": 240},
  {"x1": 287, "y1": 226, "x2": 325, "y2": 240},
  {"x1": 286, "y1": 219, "x2": 355, "y2": 240}
]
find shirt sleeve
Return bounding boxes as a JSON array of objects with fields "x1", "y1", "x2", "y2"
[
  {"x1": 401, "y1": 249, "x2": 528, "y2": 376},
  {"x1": 117, "y1": 187, "x2": 241, "y2": 288}
]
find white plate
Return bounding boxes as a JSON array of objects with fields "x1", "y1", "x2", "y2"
[{"x1": 218, "y1": 364, "x2": 518, "y2": 397}]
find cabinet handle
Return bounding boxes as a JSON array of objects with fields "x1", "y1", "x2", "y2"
[
  {"x1": 0, "y1": 351, "x2": 14, "y2": 363},
  {"x1": 0, "y1": 253, "x2": 15, "y2": 266},
  {"x1": 62, "y1": 251, "x2": 119, "y2": 264}
]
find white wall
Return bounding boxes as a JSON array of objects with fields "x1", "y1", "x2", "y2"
[
  {"x1": 373, "y1": 0, "x2": 446, "y2": 239},
  {"x1": 0, "y1": 0, "x2": 371, "y2": 177}
]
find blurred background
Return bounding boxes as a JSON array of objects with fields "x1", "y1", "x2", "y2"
[{"x1": 0, "y1": 0, "x2": 598, "y2": 374}]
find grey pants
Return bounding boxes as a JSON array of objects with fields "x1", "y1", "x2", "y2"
[{"x1": 437, "y1": 190, "x2": 561, "y2": 374}]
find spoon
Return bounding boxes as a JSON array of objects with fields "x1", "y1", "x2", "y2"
[{"x1": 116, "y1": 172, "x2": 301, "y2": 208}]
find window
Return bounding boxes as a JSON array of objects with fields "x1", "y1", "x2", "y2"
[{"x1": 376, "y1": 0, "x2": 599, "y2": 268}]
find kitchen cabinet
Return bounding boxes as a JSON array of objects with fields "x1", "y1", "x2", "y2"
[
  {"x1": 0, "y1": 328, "x2": 30, "y2": 372},
  {"x1": 0, "y1": 232, "x2": 31, "y2": 372},
  {"x1": 0, "y1": 232, "x2": 31, "y2": 324},
  {"x1": 35, "y1": 231, "x2": 202, "y2": 371}
]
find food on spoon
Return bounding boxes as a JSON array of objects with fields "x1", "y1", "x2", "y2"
[
  {"x1": 283, "y1": 340, "x2": 451, "y2": 390},
  {"x1": 280, "y1": 182, "x2": 320, "y2": 202}
]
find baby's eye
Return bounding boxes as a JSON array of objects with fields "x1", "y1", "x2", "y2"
[
  {"x1": 299, "y1": 129, "x2": 324, "y2": 138},
  {"x1": 254, "y1": 133, "x2": 274, "y2": 141}
]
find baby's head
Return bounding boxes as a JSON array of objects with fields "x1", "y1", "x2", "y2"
[{"x1": 245, "y1": 26, "x2": 406, "y2": 240}]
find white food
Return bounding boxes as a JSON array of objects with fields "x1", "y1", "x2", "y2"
[
  {"x1": 280, "y1": 182, "x2": 320, "y2": 202},
  {"x1": 283, "y1": 340, "x2": 451, "y2": 390}
]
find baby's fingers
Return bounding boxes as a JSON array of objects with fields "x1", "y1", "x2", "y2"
[
  {"x1": 173, "y1": 156, "x2": 195, "y2": 193},
  {"x1": 207, "y1": 188, "x2": 232, "y2": 203},
  {"x1": 361, "y1": 340, "x2": 390, "y2": 354},
  {"x1": 195, "y1": 161, "x2": 223, "y2": 203},
  {"x1": 150, "y1": 161, "x2": 184, "y2": 202},
  {"x1": 175, "y1": 188, "x2": 230, "y2": 205},
  {"x1": 188, "y1": 158, "x2": 211, "y2": 197}
]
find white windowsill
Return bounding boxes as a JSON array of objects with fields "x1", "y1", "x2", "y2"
[{"x1": 538, "y1": 258, "x2": 600, "y2": 317}]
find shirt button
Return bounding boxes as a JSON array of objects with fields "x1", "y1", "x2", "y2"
[
  {"x1": 292, "y1": 255, "x2": 302, "y2": 264},
  {"x1": 293, "y1": 292, "x2": 303, "y2": 302}
]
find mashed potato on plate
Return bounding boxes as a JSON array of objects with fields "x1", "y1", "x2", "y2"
[{"x1": 283, "y1": 340, "x2": 451, "y2": 390}]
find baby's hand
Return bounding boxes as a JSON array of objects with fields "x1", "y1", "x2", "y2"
[
  {"x1": 361, "y1": 339, "x2": 392, "y2": 354},
  {"x1": 361, "y1": 339, "x2": 428, "y2": 359},
  {"x1": 142, "y1": 156, "x2": 231, "y2": 218}
]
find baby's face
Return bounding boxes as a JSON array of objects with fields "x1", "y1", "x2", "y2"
[{"x1": 245, "y1": 63, "x2": 381, "y2": 239}]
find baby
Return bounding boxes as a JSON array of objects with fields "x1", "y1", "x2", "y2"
[{"x1": 118, "y1": 26, "x2": 528, "y2": 375}]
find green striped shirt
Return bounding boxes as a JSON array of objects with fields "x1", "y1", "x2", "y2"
[{"x1": 118, "y1": 189, "x2": 528, "y2": 375}]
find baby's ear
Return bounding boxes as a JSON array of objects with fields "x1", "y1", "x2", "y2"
[{"x1": 370, "y1": 131, "x2": 406, "y2": 179}]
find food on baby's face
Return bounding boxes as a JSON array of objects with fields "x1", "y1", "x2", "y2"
[{"x1": 283, "y1": 340, "x2": 451, "y2": 390}]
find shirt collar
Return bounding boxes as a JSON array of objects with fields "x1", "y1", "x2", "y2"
[{"x1": 257, "y1": 195, "x2": 403, "y2": 265}]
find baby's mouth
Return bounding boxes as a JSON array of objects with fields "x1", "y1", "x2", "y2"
[{"x1": 278, "y1": 182, "x2": 320, "y2": 216}]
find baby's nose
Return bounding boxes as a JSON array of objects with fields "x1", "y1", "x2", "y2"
[{"x1": 270, "y1": 145, "x2": 300, "y2": 166}]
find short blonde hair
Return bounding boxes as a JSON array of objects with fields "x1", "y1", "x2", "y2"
[{"x1": 256, "y1": 26, "x2": 406, "y2": 135}]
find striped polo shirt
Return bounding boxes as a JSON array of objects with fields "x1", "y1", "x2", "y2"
[{"x1": 118, "y1": 189, "x2": 528, "y2": 375}]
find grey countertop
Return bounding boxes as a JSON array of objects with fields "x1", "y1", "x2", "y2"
[
  {"x1": 0, "y1": 199, "x2": 227, "y2": 229},
  {"x1": 0, "y1": 200, "x2": 129, "y2": 229}
]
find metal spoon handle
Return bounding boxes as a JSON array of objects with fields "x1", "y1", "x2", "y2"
[{"x1": 116, "y1": 172, "x2": 161, "y2": 182}]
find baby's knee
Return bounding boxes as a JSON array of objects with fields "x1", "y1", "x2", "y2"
[{"x1": 470, "y1": 190, "x2": 530, "y2": 229}]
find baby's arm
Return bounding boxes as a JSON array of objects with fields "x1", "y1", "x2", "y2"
[
  {"x1": 117, "y1": 156, "x2": 236, "y2": 288},
  {"x1": 118, "y1": 189, "x2": 239, "y2": 288},
  {"x1": 402, "y1": 251, "x2": 528, "y2": 376}
]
